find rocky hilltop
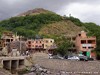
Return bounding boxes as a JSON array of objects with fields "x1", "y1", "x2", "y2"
[{"x1": 17, "y1": 8, "x2": 53, "y2": 16}]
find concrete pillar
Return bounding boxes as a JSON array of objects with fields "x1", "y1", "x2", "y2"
[{"x1": 0, "y1": 59, "x2": 3, "y2": 68}]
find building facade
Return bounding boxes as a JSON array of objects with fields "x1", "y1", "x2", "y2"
[
  {"x1": 26, "y1": 38, "x2": 56, "y2": 53},
  {"x1": 75, "y1": 31, "x2": 96, "y2": 57},
  {"x1": 0, "y1": 32, "x2": 20, "y2": 48},
  {"x1": 43, "y1": 38, "x2": 54, "y2": 49},
  {"x1": 0, "y1": 32, "x2": 20, "y2": 56},
  {"x1": 26, "y1": 39, "x2": 44, "y2": 51}
]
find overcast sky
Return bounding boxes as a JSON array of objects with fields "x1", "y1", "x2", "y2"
[{"x1": 0, "y1": 0, "x2": 100, "y2": 25}]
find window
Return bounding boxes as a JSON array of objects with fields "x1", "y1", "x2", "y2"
[
  {"x1": 35, "y1": 45, "x2": 38, "y2": 48},
  {"x1": 32, "y1": 45, "x2": 34, "y2": 47},
  {"x1": 79, "y1": 34, "x2": 81, "y2": 36},
  {"x1": 46, "y1": 40, "x2": 48, "y2": 43},
  {"x1": 50, "y1": 41, "x2": 52, "y2": 43},
  {"x1": 36, "y1": 41, "x2": 38, "y2": 43},
  {"x1": 72, "y1": 37, "x2": 76, "y2": 41},
  {"x1": 11, "y1": 39, "x2": 13, "y2": 42},
  {"x1": 88, "y1": 40, "x2": 92, "y2": 43},
  {"x1": 82, "y1": 47, "x2": 86, "y2": 49},
  {"x1": 28, "y1": 45, "x2": 31, "y2": 47},
  {"x1": 40, "y1": 41, "x2": 41, "y2": 43},
  {"x1": 88, "y1": 47, "x2": 94, "y2": 49},
  {"x1": 28, "y1": 41, "x2": 31, "y2": 44},
  {"x1": 39, "y1": 46, "x2": 42, "y2": 48},
  {"x1": 6, "y1": 39, "x2": 10, "y2": 42},
  {"x1": 81, "y1": 40, "x2": 86, "y2": 44},
  {"x1": 88, "y1": 40, "x2": 95, "y2": 44}
]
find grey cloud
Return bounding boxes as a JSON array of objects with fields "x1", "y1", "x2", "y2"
[{"x1": 0, "y1": 0, "x2": 100, "y2": 25}]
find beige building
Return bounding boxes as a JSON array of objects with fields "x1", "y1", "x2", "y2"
[{"x1": 43, "y1": 38, "x2": 55, "y2": 49}]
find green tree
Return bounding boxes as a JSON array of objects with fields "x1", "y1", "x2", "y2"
[{"x1": 55, "y1": 40, "x2": 72, "y2": 56}]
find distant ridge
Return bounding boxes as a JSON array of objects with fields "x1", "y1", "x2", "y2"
[{"x1": 17, "y1": 8, "x2": 53, "y2": 17}]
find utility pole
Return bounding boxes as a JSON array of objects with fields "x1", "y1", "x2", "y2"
[{"x1": 19, "y1": 36, "x2": 21, "y2": 55}]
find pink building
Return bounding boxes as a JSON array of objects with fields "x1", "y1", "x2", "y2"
[
  {"x1": 75, "y1": 31, "x2": 96, "y2": 57},
  {"x1": 26, "y1": 38, "x2": 56, "y2": 53},
  {"x1": 26, "y1": 39, "x2": 44, "y2": 52}
]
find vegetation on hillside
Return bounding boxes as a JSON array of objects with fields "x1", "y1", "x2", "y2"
[
  {"x1": 0, "y1": 12, "x2": 62, "y2": 38},
  {"x1": 39, "y1": 21, "x2": 82, "y2": 37}
]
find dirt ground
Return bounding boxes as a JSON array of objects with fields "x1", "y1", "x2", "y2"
[{"x1": 30, "y1": 53, "x2": 100, "y2": 75}]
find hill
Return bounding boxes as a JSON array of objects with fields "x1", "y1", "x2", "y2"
[
  {"x1": 0, "y1": 9, "x2": 62, "y2": 37},
  {"x1": 0, "y1": 8, "x2": 100, "y2": 58},
  {"x1": 0, "y1": 8, "x2": 83, "y2": 39}
]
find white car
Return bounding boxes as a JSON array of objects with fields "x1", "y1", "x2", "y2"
[
  {"x1": 49, "y1": 54, "x2": 52, "y2": 56},
  {"x1": 49, "y1": 55, "x2": 64, "y2": 59},
  {"x1": 68, "y1": 56, "x2": 79, "y2": 60},
  {"x1": 49, "y1": 54, "x2": 53, "y2": 59}
]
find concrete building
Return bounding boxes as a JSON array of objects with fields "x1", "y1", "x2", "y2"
[
  {"x1": 26, "y1": 39, "x2": 44, "y2": 51},
  {"x1": 26, "y1": 38, "x2": 57, "y2": 53},
  {"x1": 0, "y1": 32, "x2": 20, "y2": 56},
  {"x1": 0, "y1": 32, "x2": 20, "y2": 48},
  {"x1": 43, "y1": 38, "x2": 55, "y2": 49},
  {"x1": 75, "y1": 31, "x2": 96, "y2": 57},
  {"x1": 43, "y1": 38, "x2": 57, "y2": 53}
]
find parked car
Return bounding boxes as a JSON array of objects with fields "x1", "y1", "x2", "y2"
[
  {"x1": 64, "y1": 55, "x2": 68, "y2": 59},
  {"x1": 49, "y1": 55, "x2": 54, "y2": 59},
  {"x1": 49, "y1": 54, "x2": 52, "y2": 56},
  {"x1": 78, "y1": 54, "x2": 88, "y2": 61},
  {"x1": 68, "y1": 56, "x2": 79, "y2": 61},
  {"x1": 49, "y1": 54, "x2": 53, "y2": 59},
  {"x1": 87, "y1": 57, "x2": 94, "y2": 61},
  {"x1": 50, "y1": 55, "x2": 64, "y2": 59}
]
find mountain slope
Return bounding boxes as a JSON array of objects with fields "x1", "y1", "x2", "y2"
[
  {"x1": 39, "y1": 21, "x2": 82, "y2": 37},
  {"x1": 0, "y1": 11, "x2": 62, "y2": 37}
]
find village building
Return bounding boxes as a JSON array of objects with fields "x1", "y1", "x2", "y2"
[
  {"x1": 26, "y1": 38, "x2": 57, "y2": 53},
  {"x1": 26, "y1": 39, "x2": 44, "y2": 52},
  {"x1": 75, "y1": 31, "x2": 96, "y2": 57},
  {"x1": 43, "y1": 38, "x2": 54, "y2": 49},
  {"x1": 0, "y1": 32, "x2": 20, "y2": 48},
  {"x1": 43, "y1": 38, "x2": 57, "y2": 53},
  {"x1": 0, "y1": 32, "x2": 21, "y2": 56}
]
